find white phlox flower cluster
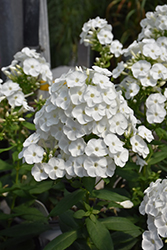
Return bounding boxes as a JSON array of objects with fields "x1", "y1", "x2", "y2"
[
  {"x1": 80, "y1": 17, "x2": 123, "y2": 57},
  {"x1": 139, "y1": 179, "x2": 167, "y2": 250},
  {"x1": 20, "y1": 67, "x2": 152, "y2": 181},
  {"x1": 2, "y1": 47, "x2": 53, "y2": 86},
  {"x1": 138, "y1": 4, "x2": 167, "y2": 41},
  {"x1": 116, "y1": 17, "x2": 167, "y2": 124},
  {"x1": 0, "y1": 79, "x2": 33, "y2": 111}
]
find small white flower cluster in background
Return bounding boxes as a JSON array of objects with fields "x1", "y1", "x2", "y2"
[
  {"x1": 2, "y1": 47, "x2": 53, "y2": 87},
  {"x1": 114, "y1": 8, "x2": 167, "y2": 124},
  {"x1": 0, "y1": 79, "x2": 33, "y2": 111},
  {"x1": 80, "y1": 16, "x2": 123, "y2": 58},
  {"x1": 139, "y1": 179, "x2": 167, "y2": 250},
  {"x1": 138, "y1": 4, "x2": 167, "y2": 41},
  {"x1": 19, "y1": 66, "x2": 153, "y2": 182}
]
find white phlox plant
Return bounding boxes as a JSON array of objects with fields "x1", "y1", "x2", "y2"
[
  {"x1": 139, "y1": 179, "x2": 167, "y2": 250},
  {"x1": 115, "y1": 7, "x2": 167, "y2": 125},
  {"x1": 2, "y1": 47, "x2": 53, "y2": 89},
  {"x1": 20, "y1": 66, "x2": 153, "y2": 182},
  {"x1": 0, "y1": 79, "x2": 34, "y2": 112},
  {"x1": 80, "y1": 16, "x2": 123, "y2": 58}
]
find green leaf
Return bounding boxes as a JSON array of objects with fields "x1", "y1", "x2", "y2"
[
  {"x1": 13, "y1": 205, "x2": 47, "y2": 222},
  {"x1": 86, "y1": 217, "x2": 114, "y2": 250},
  {"x1": 100, "y1": 217, "x2": 142, "y2": 237},
  {"x1": 82, "y1": 177, "x2": 96, "y2": 192},
  {"x1": 49, "y1": 189, "x2": 85, "y2": 216},
  {"x1": 59, "y1": 210, "x2": 78, "y2": 232},
  {"x1": 0, "y1": 159, "x2": 13, "y2": 171},
  {"x1": 0, "y1": 221, "x2": 49, "y2": 237},
  {"x1": 155, "y1": 127, "x2": 167, "y2": 140},
  {"x1": 111, "y1": 231, "x2": 138, "y2": 250},
  {"x1": 73, "y1": 209, "x2": 86, "y2": 219},
  {"x1": 92, "y1": 189, "x2": 129, "y2": 202},
  {"x1": 23, "y1": 121, "x2": 35, "y2": 131},
  {"x1": 43, "y1": 230, "x2": 78, "y2": 250},
  {"x1": 148, "y1": 147, "x2": 167, "y2": 165},
  {"x1": 29, "y1": 180, "x2": 53, "y2": 194}
]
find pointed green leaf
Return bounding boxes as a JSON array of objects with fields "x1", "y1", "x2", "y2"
[
  {"x1": 92, "y1": 189, "x2": 128, "y2": 202},
  {"x1": 49, "y1": 189, "x2": 85, "y2": 216},
  {"x1": 43, "y1": 230, "x2": 78, "y2": 250},
  {"x1": 0, "y1": 159, "x2": 13, "y2": 171},
  {"x1": 148, "y1": 147, "x2": 167, "y2": 165},
  {"x1": 86, "y1": 217, "x2": 114, "y2": 250},
  {"x1": 100, "y1": 217, "x2": 142, "y2": 237},
  {"x1": 73, "y1": 209, "x2": 86, "y2": 219},
  {"x1": 23, "y1": 121, "x2": 35, "y2": 131}
]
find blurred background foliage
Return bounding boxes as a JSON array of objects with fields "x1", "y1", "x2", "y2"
[{"x1": 47, "y1": 0, "x2": 167, "y2": 69}]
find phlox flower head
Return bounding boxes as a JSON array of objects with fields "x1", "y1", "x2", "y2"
[
  {"x1": 21, "y1": 67, "x2": 150, "y2": 180},
  {"x1": 139, "y1": 179, "x2": 167, "y2": 248}
]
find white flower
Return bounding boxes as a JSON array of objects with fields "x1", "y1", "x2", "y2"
[
  {"x1": 112, "y1": 61, "x2": 124, "y2": 78},
  {"x1": 143, "y1": 42, "x2": 161, "y2": 59},
  {"x1": 66, "y1": 71, "x2": 87, "y2": 87},
  {"x1": 142, "y1": 230, "x2": 163, "y2": 250},
  {"x1": 23, "y1": 132, "x2": 40, "y2": 147},
  {"x1": 72, "y1": 103, "x2": 93, "y2": 124},
  {"x1": 138, "y1": 125, "x2": 154, "y2": 142},
  {"x1": 150, "y1": 63, "x2": 167, "y2": 80},
  {"x1": 109, "y1": 113, "x2": 128, "y2": 135},
  {"x1": 54, "y1": 88, "x2": 71, "y2": 110},
  {"x1": 45, "y1": 157, "x2": 66, "y2": 179},
  {"x1": 154, "y1": 209, "x2": 167, "y2": 237},
  {"x1": 83, "y1": 85, "x2": 102, "y2": 107},
  {"x1": 97, "y1": 25, "x2": 113, "y2": 45},
  {"x1": 1, "y1": 80, "x2": 20, "y2": 97},
  {"x1": 84, "y1": 156, "x2": 107, "y2": 178},
  {"x1": 69, "y1": 84, "x2": 86, "y2": 105},
  {"x1": 131, "y1": 60, "x2": 151, "y2": 79},
  {"x1": 31, "y1": 163, "x2": 48, "y2": 182},
  {"x1": 140, "y1": 73, "x2": 157, "y2": 87},
  {"x1": 104, "y1": 133, "x2": 124, "y2": 154},
  {"x1": 105, "y1": 156, "x2": 116, "y2": 177},
  {"x1": 146, "y1": 105, "x2": 166, "y2": 124},
  {"x1": 7, "y1": 91, "x2": 25, "y2": 107},
  {"x1": 136, "y1": 155, "x2": 147, "y2": 171},
  {"x1": 146, "y1": 93, "x2": 166, "y2": 108},
  {"x1": 101, "y1": 87, "x2": 117, "y2": 105},
  {"x1": 113, "y1": 148, "x2": 129, "y2": 167},
  {"x1": 85, "y1": 103, "x2": 106, "y2": 121},
  {"x1": 110, "y1": 40, "x2": 123, "y2": 57},
  {"x1": 63, "y1": 118, "x2": 86, "y2": 141},
  {"x1": 23, "y1": 144, "x2": 44, "y2": 164},
  {"x1": 23, "y1": 58, "x2": 41, "y2": 77},
  {"x1": 92, "y1": 73, "x2": 111, "y2": 89},
  {"x1": 125, "y1": 82, "x2": 140, "y2": 99},
  {"x1": 92, "y1": 65, "x2": 112, "y2": 76},
  {"x1": 130, "y1": 135, "x2": 149, "y2": 158},
  {"x1": 85, "y1": 138, "x2": 108, "y2": 157},
  {"x1": 73, "y1": 155, "x2": 88, "y2": 177},
  {"x1": 68, "y1": 138, "x2": 86, "y2": 157}
]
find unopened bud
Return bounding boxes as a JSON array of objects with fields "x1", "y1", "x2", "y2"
[{"x1": 18, "y1": 117, "x2": 25, "y2": 122}]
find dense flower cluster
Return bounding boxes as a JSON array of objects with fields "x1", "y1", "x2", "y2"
[
  {"x1": 2, "y1": 47, "x2": 53, "y2": 93},
  {"x1": 20, "y1": 66, "x2": 152, "y2": 181},
  {"x1": 138, "y1": 4, "x2": 167, "y2": 41},
  {"x1": 0, "y1": 78, "x2": 33, "y2": 111},
  {"x1": 139, "y1": 179, "x2": 167, "y2": 250},
  {"x1": 80, "y1": 16, "x2": 123, "y2": 58},
  {"x1": 113, "y1": 6, "x2": 167, "y2": 124}
]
